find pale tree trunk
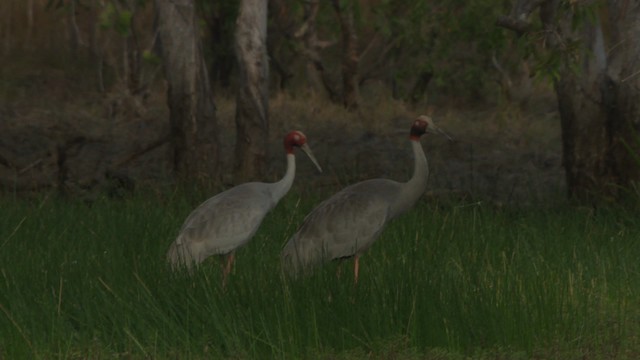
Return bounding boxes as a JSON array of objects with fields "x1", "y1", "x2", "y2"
[
  {"x1": 154, "y1": 0, "x2": 219, "y2": 180},
  {"x1": 233, "y1": 0, "x2": 269, "y2": 183},
  {"x1": 331, "y1": 0, "x2": 359, "y2": 110},
  {"x1": 499, "y1": 0, "x2": 640, "y2": 201}
]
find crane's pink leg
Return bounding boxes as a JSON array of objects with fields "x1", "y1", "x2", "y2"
[
  {"x1": 353, "y1": 255, "x2": 360, "y2": 284},
  {"x1": 222, "y1": 252, "x2": 235, "y2": 287}
]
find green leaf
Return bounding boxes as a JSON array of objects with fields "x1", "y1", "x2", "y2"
[
  {"x1": 114, "y1": 10, "x2": 133, "y2": 37},
  {"x1": 142, "y1": 50, "x2": 161, "y2": 65},
  {"x1": 99, "y1": 3, "x2": 116, "y2": 30}
]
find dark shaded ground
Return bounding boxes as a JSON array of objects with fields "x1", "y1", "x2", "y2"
[{"x1": 0, "y1": 75, "x2": 564, "y2": 205}]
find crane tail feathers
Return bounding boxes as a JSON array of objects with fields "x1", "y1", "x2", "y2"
[
  {"x1": 280, "y1": 237, "x2": 325, "y2": 277},
  {"x1": 166, "y1": 239, "x2": 198, "y2": 271}
]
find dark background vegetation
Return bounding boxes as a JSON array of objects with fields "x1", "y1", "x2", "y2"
[
  {"x1": 0, "y1": 0, "x2": 569, "y2": 204},
  {"x1": 1, "y1": 1, "x2": 640, "y2": 203}
]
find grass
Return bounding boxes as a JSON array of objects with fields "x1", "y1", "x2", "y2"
[{"x1": 0, "y1": 191, "x2": 639, "y2": 359}]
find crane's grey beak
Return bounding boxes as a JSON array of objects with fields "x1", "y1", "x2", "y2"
[
  {"x1": 428, "y1": 124, "x2": 454, "y2": 141},
  {"x1": 300, "y1": 143, "x2": 323, "y2": 173}
]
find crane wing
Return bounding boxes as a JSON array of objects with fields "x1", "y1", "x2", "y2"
[
  {"x1": 282, "y1": 179, "x2": 399, "y2": 272},
  {"x1": 176, "y1": 184, "x2": 273, "y2": 255}
]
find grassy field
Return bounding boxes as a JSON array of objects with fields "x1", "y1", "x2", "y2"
[{"x1": 1, "y1": 191, "x2": 639, "y2": 359}]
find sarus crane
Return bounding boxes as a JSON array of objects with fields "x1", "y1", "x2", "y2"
[
  {"x1": 167, "y1": 130, "x2": 322, "y2": 285},
  {"x1": 281, "y1": 116, "x2": 448, "y2": 283}
]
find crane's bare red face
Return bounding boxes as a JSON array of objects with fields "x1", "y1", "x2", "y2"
[
  {"x1": 409, "y1": 115, "x2": 452, "y2": 141},
  {"x1": 283, "y1": 130, "x2": 323, "y2": 172},
  {"x1": 284, "y1": 131, "x2": 307, "y2": 153},
  {"x1": 410, "y1": 118, "x2": 429, "y2": 139}
]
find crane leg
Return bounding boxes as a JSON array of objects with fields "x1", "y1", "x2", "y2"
[
  {"x1": 222, "y1": 252, "x2": 235, "y2": 287},
  {"x1": 353, "y1": 255, "x2": 360, "y2": 284}
]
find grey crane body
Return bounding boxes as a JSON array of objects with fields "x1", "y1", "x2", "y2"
[
  {"x1": 167, "y1": 131, "x2": 321, "y2": 277},
  {"x1": 168, "y1": 180, "x2": 287, "y2": 265},
  {"x1": 281, "y1": 179, "x2": 402, "y2": 273},
  {"x1": 281, "y1": 119, "x2": 440, "y2": 279}
]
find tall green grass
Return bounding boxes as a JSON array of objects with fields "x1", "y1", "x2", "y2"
[{"x1": 1, "y1": 192, "x2": 639, "y2": 359}]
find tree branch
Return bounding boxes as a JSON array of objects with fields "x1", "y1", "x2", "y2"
[
  {"x1": 496, "y1": 16, "x2": 532, "y2": 35},
  {"x1": 496, "y1": 0, "x2": 547, "y2": 35}
]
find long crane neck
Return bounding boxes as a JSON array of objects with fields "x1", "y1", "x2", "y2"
[
  {"x1": 269, "y1": 153, "x2": 296, "y2": 204},
  {"x1": 393, "y1": 139, "x2": 429, "y2": 216}
]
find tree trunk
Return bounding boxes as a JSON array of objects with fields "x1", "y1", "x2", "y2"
[
  {"x1": 233, "y1": 0, "x2": 269, "y2": 183},
  {"x1": 301, "y1": 0, "x2": 323, "y2": 96},
  {"x1": 291, "y1": 0, "x2": 339, "y2": 101},
  {"x1": 555, "y1": 1, "x2": 640, "y2": 200},
  {"x1": 201, "y1": 2, "x2": 236, "y2": 89},
  {"x1": 2, "y1": 0, "x2": 12, "y2": 55},
  {"x1": 499, "y1": 0, "x2": 640, "y2": 201},
  {"x1": 67, "y1": 0, "x2": 80, "y2": 59},
  {"x1": 86, "y1": 0, "x2": 103, "y2": 92},
  {"x1": 267, "y1": 0, "x2": 294, "y2": 91},
  {"x1": 125, "y1": 10, "x2": 141, "y2": 95},
  {"x1": 331, "y1": 0, "x2": 359, "y2": 110},
  {"x1": 596, "y1": 1, "x2": 640, "y2": 197},
  {"x1": 154, "y1": 0, "x2": 219, "y2": 181}
]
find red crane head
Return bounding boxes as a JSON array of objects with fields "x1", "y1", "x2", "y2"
[
  {"x1": 410, "y1": 115, "x2": 451, "y2": 141},
  {"x1": 284, "y1": 130, "x2": 308, "y2": 154},
  {"x1": 284, "y1": 130, "x2": 322, "y2": 172}
]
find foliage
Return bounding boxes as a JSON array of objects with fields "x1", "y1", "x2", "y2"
[
  {"x1": 419, "y1": 0, "x2": 508, "y2": 98},
  {"x1": 99, "y1": 2, "x2": 134, "y2": 36},
  {"x1": 15, "y1": 0, "x2": 516, "y2": 102},
  {"x1": 513, "y1": 0, "x2": 600, "y2": 83},
  {"x1": 621, "y1": 122, "x2": 640, "y2": 197},
  {"x1": 329, "y1": 0, "x2": 509, "y2": 101},
  {"x1": 0, "y1": 193, "x2": 639, "y2": 358},
  {"x1": 194, "y1": 0, "x2": 513, "y2": 101}
]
